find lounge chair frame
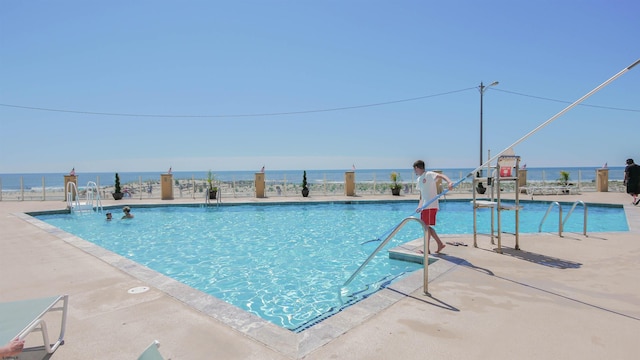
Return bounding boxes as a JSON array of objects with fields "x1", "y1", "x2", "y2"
[{"x1": 0, "y1": 294, "x2": 68, "y2": 354}]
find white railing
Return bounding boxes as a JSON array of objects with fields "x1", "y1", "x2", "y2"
[
  {"x1": 0, "y1": 170, "x2": 627, "y2": 201},
  {"x1": 67, "y1": 181, "x2": 102, "y2": 214}
]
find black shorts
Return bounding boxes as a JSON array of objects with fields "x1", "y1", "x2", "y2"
[{"x1": 627, "y1": 180, "x2": 640, "y2": 195}]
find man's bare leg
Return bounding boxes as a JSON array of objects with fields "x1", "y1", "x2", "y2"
[
  {"x1": 417, "y1": 230, "x2": 432, "y2": 254},
  {"x1": 429, "y1": 227, "x2": 446, "y2": 253}
]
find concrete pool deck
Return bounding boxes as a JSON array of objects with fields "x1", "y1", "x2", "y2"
[{"x1": 1, "y1": 191, "x2": 639, "y2": 359}]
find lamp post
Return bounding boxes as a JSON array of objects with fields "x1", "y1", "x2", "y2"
[{"x1": 479, "y1": 81, "x2": 499, "y2": 167}]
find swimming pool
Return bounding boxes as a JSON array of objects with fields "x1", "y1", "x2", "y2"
[{"x1": 34, "y1": 200, "x2": 627, "y2": 331}]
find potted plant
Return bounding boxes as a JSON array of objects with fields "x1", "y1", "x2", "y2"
[
  {"x1": 112, "y1": 172, "x2": 123, "y2": 200},
  {"x1": 390, "y1": 171, "x2": 402, "y2": 196},
  {"x1": 207, "y1": 170, "x2": 218, "y2": 199},
  {"x1": 301, "y1": 170, "x2": 309, "y2": 197}
]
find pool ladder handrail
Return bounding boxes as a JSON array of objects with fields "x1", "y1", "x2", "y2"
[
  {"x1": 538, "y1": 202, "x2": 562, "y2": 236},
  {"x1": 66, "y1": 181, "x2": 81, "y2": 211},
  {"x1": 86, "y1": 181, "x2": 103, "y2": 213},
  {"x1": 66, "y1": 181, "x2": 103, "y2": 214},
  {"x1": 344, "y1": 216, "x2": 431, "y2": 295},
  {"x1": 563, "y1": 200, "x2": 588, "y2": 237},
  {"x1": 538, "y1": 201, "x2": 588, "y2": 237}
]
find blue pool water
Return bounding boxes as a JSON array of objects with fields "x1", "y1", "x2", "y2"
[{"x1": 34, "y1": 200, "x2": 627, "y2": 331}]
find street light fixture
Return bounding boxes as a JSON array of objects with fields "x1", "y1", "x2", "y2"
[{"x1": 479, "y1": 81, "x2": 499, "y2": 167}]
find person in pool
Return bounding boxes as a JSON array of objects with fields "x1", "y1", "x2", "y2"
[
  {"x1": 106, "y1": 212, "x2": 112, "y2": 221},
  {"x1": 121, "y1": 206, "x2": 134, "y2": 219}
]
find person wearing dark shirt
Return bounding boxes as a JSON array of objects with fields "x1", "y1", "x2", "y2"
[{"x1": 624, "y1": 158, "x2": 640, "y2": 206}]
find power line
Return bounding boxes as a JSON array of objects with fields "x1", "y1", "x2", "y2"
[
  {"x1": 0, "y1": 87, "x2": 476, "y2": 118},
  {"x1": 0, "y1": 86, "x2": 637, "y2": 118},
  {"x1": 493, "y1": 88, "x2": 640, "y2": 113}
]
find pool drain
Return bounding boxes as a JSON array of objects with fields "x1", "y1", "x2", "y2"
[{"x1": 128, "y1": 286, "x2": 150, "y2": 294}]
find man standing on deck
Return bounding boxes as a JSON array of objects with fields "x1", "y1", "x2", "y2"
[
  {"x1": 413, "y1": 160, "x2": 453, "y2": 253},
  {"x1": 624, "y1": 158, "x2": 640, "y2": 205}
]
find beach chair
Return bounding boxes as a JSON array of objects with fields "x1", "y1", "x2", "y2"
[
  {"x1": 0, "y1": 295, "x2": 68, "y2": 355},
  {"x1": 137, "y1": 340, "x2": 165, "y2": 360}
]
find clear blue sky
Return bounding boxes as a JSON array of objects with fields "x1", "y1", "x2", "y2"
[{"x1": 1, "y1": 0, "x2": 638, "y2": 174}]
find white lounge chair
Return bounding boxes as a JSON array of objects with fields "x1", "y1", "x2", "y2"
[
  {"x1": 137, "y1": 340, "x2": 165, "y2": 360},
  {"x1": 0, "y1": 295, "x2": 68, "y2": 355}
]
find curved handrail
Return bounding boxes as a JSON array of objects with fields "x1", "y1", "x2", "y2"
[
  {"x1": 563, "y1": 200, "x2": 588, "y2": 237},
  {"x1": 66, "y1": 181, "x2": 80, "y2": 211},
  {"x1": 344, "y1": 216, "x2": 431, "y2": 295},
  {"x1": 67, "y1": 181, "x2": 102, "y2": 213},
  {"x1": 538, "y1": 201, "x2": 563, "y2": 237},
  {"x1": 85, "y1": 181, "x2": 103, "y2": 213}
]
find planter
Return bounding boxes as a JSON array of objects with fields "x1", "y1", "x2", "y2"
[
  {"x1": 389, "y1": 172, "x2": 402, "y2": 196},
  {"x1": 112, "y1": 192, "x2": 123, "y2": 200},
  {"x1": 302, "y1": 188, "x2": 309, "y2": 197},
  {"x1": 208, "y1": 190, "x2": 217, "y2": 199}
]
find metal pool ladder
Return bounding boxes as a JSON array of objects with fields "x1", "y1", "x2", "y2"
[
  {"x1": 344, "y1": 216, "x2": 432, "y2": 295},
  {"x1": 538, "y1": 201, "x2": 588, "y2": 237},
  {"x1": 66, "y1": 181, "x2": 103, "y2": 214}
]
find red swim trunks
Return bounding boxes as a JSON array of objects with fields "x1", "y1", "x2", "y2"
[{"x1": 420, "y1": 208, "x2": 438, "y2": 226}]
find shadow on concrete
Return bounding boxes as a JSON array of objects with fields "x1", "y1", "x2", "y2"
[
  {"x1": 497, "y1": 247, "x2": 582, "y2": 269},
  {"x1": 15, "y1": 346, "x2": 54, "y2": 360},
  {"x1": 387, "y1": 287, "x2": 459, "y2": 312},
  {"x1": 434, "y1": 253, "x2": 495, "y2": 276}
]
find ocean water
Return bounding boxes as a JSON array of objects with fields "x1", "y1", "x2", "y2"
[{"x1": 0, "y1": 166, "x2": 625, "y2": 191}]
